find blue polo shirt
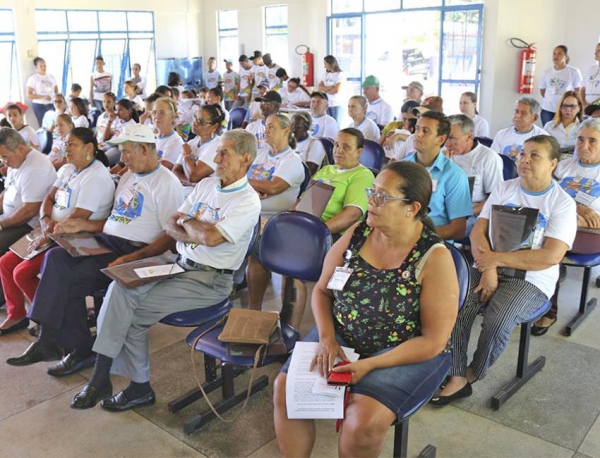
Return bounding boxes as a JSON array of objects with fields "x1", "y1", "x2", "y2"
[{"x1": 404, "y1": 151, "x2": 472, "y2": 228}]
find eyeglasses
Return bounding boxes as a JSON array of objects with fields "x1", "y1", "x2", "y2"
[
  {"x1": 561, "y1": 104, "x2": 579, "y2": 109},
  {"x1": 365, "y1": 188, "x2": 410, "y2": 207},
  {"x1": 194, "y1": 118, "x2": 213, "y2": 126}
]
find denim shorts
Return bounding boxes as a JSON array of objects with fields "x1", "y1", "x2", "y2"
[{"x1": 281, "y1": 326, "x2": 452, "y2": 419}]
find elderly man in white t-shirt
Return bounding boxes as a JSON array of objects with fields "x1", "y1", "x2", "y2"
[
  {"x1": 0, "y1": 128, "x2": 56, "y2": 301},
  {"x1": 491, "y1": 97, "x2": 549, "y2": 159},
  {"x1": 69, "y1": 129, "x2": 261, "y2": 412},
  {"x1": 310, "y1": 91, "x2": 339, "y2": 139},
  {"x1": 347, "y1": 95, "x2": 381, "y2": 141},
  {"x1": 7, "y1": 124, "x2": 185, "y2": 374},
  {"x1": 362, "y1": 75, "x2": 394, "y2": 126},
  {"x1": 446, "y1": 114, "x2": 503, "y2": 235}
]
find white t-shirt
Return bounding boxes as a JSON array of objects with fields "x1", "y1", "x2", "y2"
[
  {"x1": 72, "y1": 115, "x2": 90, "y2": 129},
  {"x1": 543, "y1": 120, "x2": 580, "y2": 149},
  {"x1": 203, "y1": 70, "x2": 221, "y2": 89},
  {"x1": 18, "y1": 126, "x2": 40, "y2": 149},
  {"x1": 109, "y1": 118, "x2": 137, "y2": 140},
  {"x1": 252, "y1": 65, "x2": 268, "y2": 87},
  {"x1": 103, "y1": 165, "x2": 185, "y2": 244},
  {"x1": 26, "y1": 73, "x2": 57, "y2": 105},
  {"x1": 130, "y1": 76, "x2": 147, "y2": 98},
  {"x1": 384, "y1": 128, "x2": 410, "y2": 160},
  {"x1": 157, "y1": 131, "x2": 184, "y2": 164},
  {"x1": 472, "y1": 114, "x2": 490, "y2": 138},
  {"x1": 311, "y1": 114, "x2": 339, "y2": 139},
  {"x1": 128, "y1": 95, "x2": 144, "y2": 110},
  {"x1": 238, "y1": 67, "x2": 253, "y2": 97},
  {"x1": 539, "y1": 65, "x2": 583, "y2": 112},
  {"x1": 393, "y1": 134, "x2": 416, "y2": 161},
  {"x1": 247, "y1": 146, "x2": 305, "y2": 218},
  {"x1": 349, "y1": 117, "x2": 381, "y2": 142},
  {"x1": 176, "y1": 135, "x2": 220, "y2": 173},
  {"x1": 177, "y1": 176, "x2": 261, "y2": 270},
  {"x1": 285, "y1": 88, "x2": 310, "y2": 107},
  {"x1": 451, "y1": 142, "x2": 504, "y2": 203},
  {"x1": 3, "y1": 149, "x2": 57, "y2": 228},
  {"x1": 320, "y1": 71, "x2": 346, "y2": 107},
  {"x1": 491, "y1": 125, "x2": 550, "y2": 159},
  {"x1": 266, "y1": 64, "x2": 281, "y2": 90},
  {"x1": 92, "y1": 71, "x2": 112, "y2": 101},
  {"x1": 556, "y1": 157, "x2": 600, "y2": 215},
  {"x1": 223, "y1": 70, "x2": 238, "y2": 100},
  {"x1": 366, "y1": 98, "x2": 394, "y2": 126},
  {"x1": 48, "y1": 136, "x2": 66, "y2": 164},
  {"x1": 246, "y1": 120, "x2": 267, "y2": 152},
  {"x1": 96, "y1": 112, "x2": 112, "y2": 144},
  {"x1": 51, "y1": 160, "x2": 115, "y2": 222},
  {"x1": 585, "y1": 64, "x2": 600, "y2": 104},
  {"x1": 295, "y1": 136, "x2": 326, "y2": 167},
  {"x1": 480, "y1": 179, "x2": 576, "y2": 298}
]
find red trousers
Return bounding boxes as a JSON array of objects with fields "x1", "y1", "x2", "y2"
[{"x1": 0, "y1": 250, "x2": 45, "y2": 320}]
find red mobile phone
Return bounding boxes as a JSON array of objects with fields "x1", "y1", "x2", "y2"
[{"x1": 327, "y1": 361, "x2": 352, "y2": 386}]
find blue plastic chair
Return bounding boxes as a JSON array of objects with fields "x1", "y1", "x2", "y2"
[
  {"x1": 319, "y1": 137, "x2": 335, "y2": 165},
  {"x1": 228, "y1": 107, "x2": 247, "y2": 130},
  {"x1": 499, "y1": 153, "x2": 518, "y2": 180},
  {"x1": 36, "y1": 128, "x2": 52, "y2": 154},
  {"x1": 89, "y1": 109, "x2": 101, "y2": 129},
  {"x1": 299, "y1": 162, "x2": 311, "y2": 198},
  {"x1": 475, "y1": 136, "x2": 493, "y2": 148},
  {"x1": 360, "y1": 139, "x2": 386, "y2": 173},
  {"x1": 491, "y1": 299, "x2": 552, "y2": 410},
  {"x1": 392, "y1": 243, "x2": 470, "y2": 458},
  {"x1": 175, "y1": 212, "x2": 332, "y2": 434}
]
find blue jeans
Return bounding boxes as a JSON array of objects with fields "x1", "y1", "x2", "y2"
[{"x1": 32, "y1": 103, "x2": 53, "y2": 128}]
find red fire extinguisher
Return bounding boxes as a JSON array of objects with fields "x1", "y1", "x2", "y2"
[
  {"x1": 512, "y1": 38, "x2": 536, "y2": 94},
  {"x1": 296, "y1": 45, "x2": 314, "y2": 87}
]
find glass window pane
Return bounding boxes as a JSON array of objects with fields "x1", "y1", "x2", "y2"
[
  {"x1": 0, "y1": 10, "x2": 14, "y2": 33},
  {"x1": 218, "y1": 10, "x2": 238, "y2": 30},
  {"x1": 127, "y1": 12, "x2": 154, "y2": 32},
  {"x1": 99, "y1": 12, "x2": 127, "y2": 32},
  {"x1": 35, "y1": 10, "x2": 67, "y2": 33},
  {"x1": 331, "y1": 0, "x2": 363, "y2": 14},
  {"x1": 37, "y1": 41, "x2": 66, "y2": 93},
  {"x1": 67, "y1": 11, "x2": 98, "y2": 32},
  {"x1": 265, "y1": 5, "x2": 287, "y2": 27},
  {"x1": 67, "y1": 40, "x2": 98, "y2": 99},
  {"x1": 403, "y1": 0, "x2": 442, "y2": 8},
  {"x1": 442, "y1": 10, "x2": 480, "y2": 80},
  {"x1": 0, "y1": 43, "x2": 19, "y2": 104},
  {"x1": 365, "y1": 0, "x2": 400, "y2": 12},
  {"x1": 129, "y1": 39, "x2": 156, "y2": 94},
  {"x1": 265, "y1": 34, "x2": 289, "y2": 73},
  {"x1": 329, "y1": 16, "x2": 362, "y2": 79},
  {"x1": 440, "y1": 82, "x2": 475, "y2": 114},
  {"x1": 219, "y1": 36, "x2": 239, "y2": 66},
  {"x1": 100, "y1": 39, "x2": 125, "y2": 95},
  {"x1": 445, "y1": 0, "x2": 483, "y2": 5},
  {"x1": 100, "y1": 33, "x2": 127, "y2": 39}
]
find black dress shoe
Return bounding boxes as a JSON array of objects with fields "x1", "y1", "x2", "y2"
[
  {"x1": 6, "y1": 341, "x2": 62, "y2": 366},
  {"x1": 29, "y1": 324, "x2": 40, "y2": 337},
  {"x1": 101, "y1": 389, "x2": 156, "y2": 412},
  {"x1": 531, "y1": 317, "x2": 557, "y2": 337},
  {"x1": 47, "y1": 350, "x2": 95, "y2": 377},
  {"x1": 70, "y1": 383, "x2": 113, "y2": 409},
  {"x1": 429, "y1": 382, "x2": 473, "y2": 406},
  {"x1": 0, "y1": 318, "x2": 30, "y2": 336}
]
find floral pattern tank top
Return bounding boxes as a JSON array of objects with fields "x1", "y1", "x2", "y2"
[{"x1": 333, "y1": 221, "x2": 444, "y2": 356}]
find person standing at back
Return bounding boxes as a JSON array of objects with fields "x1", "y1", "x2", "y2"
[
  {"x1": 26, "y1": 57, "x2": 58, "y2": 127},
  {"x1": 318, "y1": 55, "x2": 346, "y2": 125},
  {"x1": 90, "y1": 56, "x2": 112, "y2": 111},
  {"x1": 203, "y1": 57, "x2": 221, "y2": 90}
]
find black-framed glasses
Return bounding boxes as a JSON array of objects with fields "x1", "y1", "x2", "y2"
[
  {"x1": 194, "y1": 118, "x2": 213, "y2": 126},
  {"x1": 365, "y1": 188, "x2": 410, "y2": 207},
  {"x1": 561, "y1": 104, "x2": 579, "y2": 109}
]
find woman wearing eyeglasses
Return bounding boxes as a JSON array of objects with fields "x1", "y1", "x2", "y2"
[
  {"x1": 543, "y1": 90, "x2": 583, "y2": 150},
  {"x1": 273, "y1": 160, "x2": 459, "y2": 457},
  {"x1": 172, "y1": 104, "x2": 225, "y2": 187}
]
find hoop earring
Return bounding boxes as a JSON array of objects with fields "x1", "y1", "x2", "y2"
[{"x1": 86, "y1": 154, "x2": 91, "y2": 161}]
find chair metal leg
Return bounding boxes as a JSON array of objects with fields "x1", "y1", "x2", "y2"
[
  {"x1": 393, "y1": 421, "x2": 409, "y2": 458},
  {"x1": 492, "y1": 322, "x2": 546, "y2": 410},
  {"x1": 565, "y1": 266, "x2": 597, "y2": 336}
]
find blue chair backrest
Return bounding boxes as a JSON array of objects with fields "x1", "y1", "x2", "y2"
[
  {"x1": 36, "y1": 128, "x2": 52, "y2": 154},
  {"x1": 499, "y1": 153, "x2": 518, "y2": 180},
  {"x1": 446, "y1": 243, "x2": 470, "y2": 311},
  {"x1": 360, "y1": 139, "x2": 386, "y2": 172},
  {"x1": 259, "y1": 211, "x2": 332, "y2": 282},
  {"x1": 89, "y1": 109, "x2": 101, "y2": 129},
  {"x1": 229, "y1": 107, "x2": 247, "y2": 130},
  {"x1": 319, "y1": 137, "x2": 335, "y2": 165},
  {"x1": 299, "y1": 162, "x2": 311, "y2": 198},
  {"x1": 476, "y1": 136, "x2": 493, "y2": 148}
]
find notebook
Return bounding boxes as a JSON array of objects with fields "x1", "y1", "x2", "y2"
[
  {"x1": 9, "y1": 227, "x2": 53, "y2": 260},
  {"x1": 296, "y1": 181, "x2": 335, "y2": 218},
  {"x1": 49, "y1": 232, "x2": 113, "y2": 257}
]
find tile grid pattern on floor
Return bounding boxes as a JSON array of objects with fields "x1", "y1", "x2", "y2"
[{"x1": 1, "y1": 268, "x2": 600, "y2": 458}]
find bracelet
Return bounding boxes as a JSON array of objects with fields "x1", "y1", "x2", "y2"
[{"x1": 41, "y1": 214, "x2": 51, "y2": 221}]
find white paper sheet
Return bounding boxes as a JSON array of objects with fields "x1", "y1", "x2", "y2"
[
  {"x1": 285, "y1": 341, "x2": 359, "y2": 419},
  {"x1": 133, "y1": 263, "x2": 184, "y2": 278}
]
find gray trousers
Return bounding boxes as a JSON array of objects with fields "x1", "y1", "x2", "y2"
[{"x1": 93, "y1": 269, "x2": 233, "y2": 383}]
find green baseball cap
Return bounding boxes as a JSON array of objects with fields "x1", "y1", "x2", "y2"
[{"x1": 362, "y1": 75, "x2": 380, "y2": 88}]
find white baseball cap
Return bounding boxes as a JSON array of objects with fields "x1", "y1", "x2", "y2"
[{"x1": 107, "y1": 123, "x2": 156, "y2": 145}]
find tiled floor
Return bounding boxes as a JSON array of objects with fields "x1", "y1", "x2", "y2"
[{"x1": 1, "y1": 269, "x2": 600, "y2": 458}]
